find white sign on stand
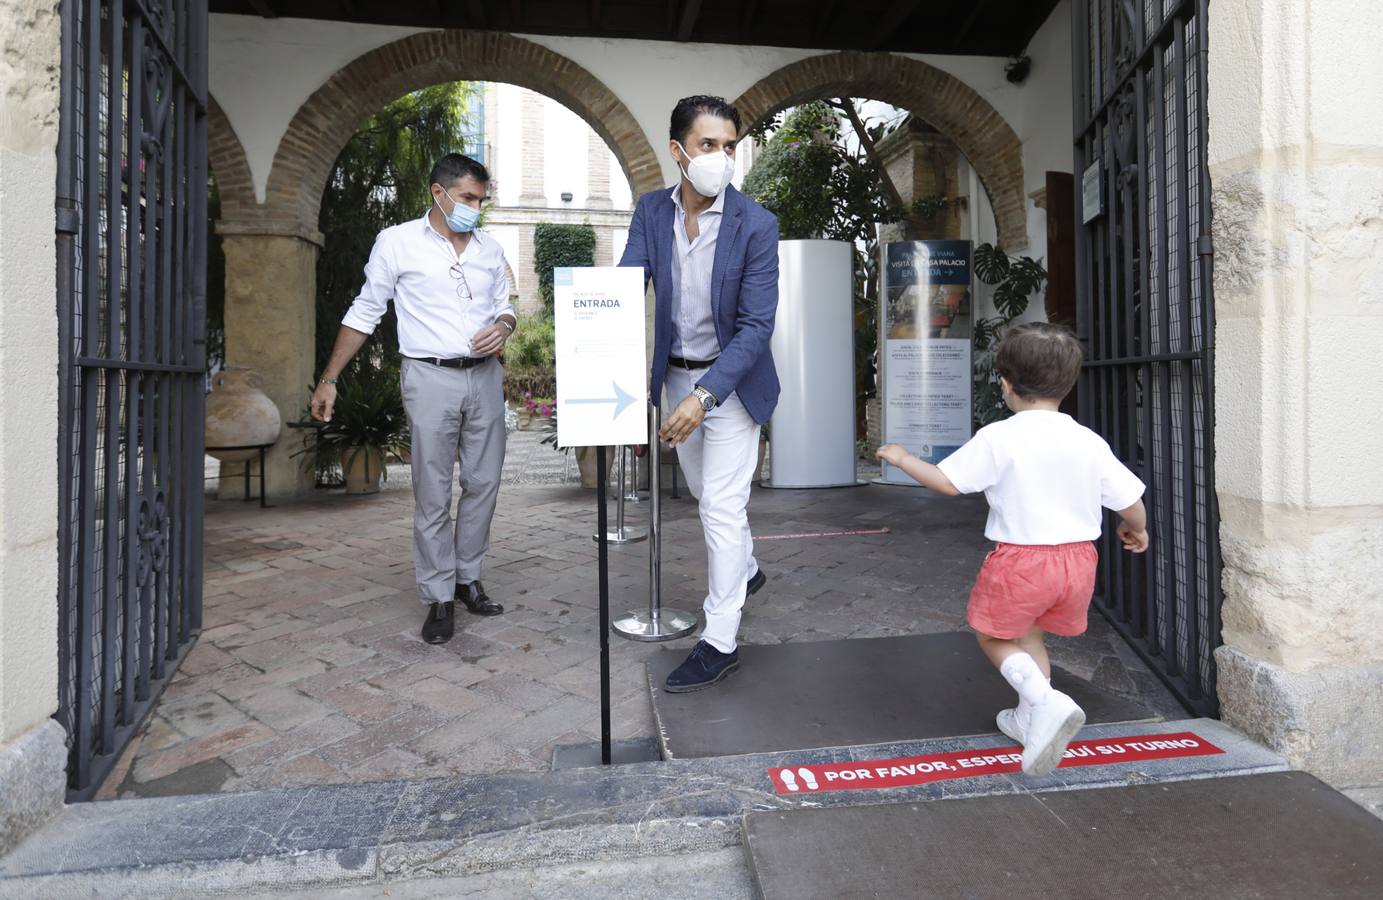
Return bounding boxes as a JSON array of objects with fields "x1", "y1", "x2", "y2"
[{"x1": 554, "y1": 266, "x2": 648, "y2": 448}]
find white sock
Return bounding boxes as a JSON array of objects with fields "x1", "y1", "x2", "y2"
[{"x1": 1000, "y1": 653, "x2": 1054, "y2": 707}]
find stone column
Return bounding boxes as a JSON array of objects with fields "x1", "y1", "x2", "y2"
[
  {"x1": 218, "y1": 223, "x2": 319, "y2": 498},
  {"x1": 517, "y1": 222, "x2": 540, "y2": 314},
  {"x1": 587, "y1": 130, "x2": 613, "y2": 209},
  {"x1": 594, "y1": 225, "x2": 614, "y2": 267},
  {"x1": 1209, "y1": 0, "x2": 1383, "y2": 790},
  {"x1": 0, "y1": 0, "x2": 66, "y2": 854},
  {"x1": 482, "y1": 82, "x2": 499, "y2": 182},
  {"x1": 518, "y1": 89, "x2": 546, "y2": 206}
]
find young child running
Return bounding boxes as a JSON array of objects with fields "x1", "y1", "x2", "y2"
[{"x1": 877, "y1": 322, "x2": 1149, "y2": 776}]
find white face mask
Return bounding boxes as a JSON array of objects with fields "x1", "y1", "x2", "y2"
[{"x1": 675, "y1": 141, "x2": 735, "y2": 198}]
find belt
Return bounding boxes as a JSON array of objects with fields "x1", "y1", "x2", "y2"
[
  {"x1": 668, "y1": 356, "x2": 716, "y2": 370},
  {"x1": 407, "y1": 355, "x2": 492, "y2": 369}
]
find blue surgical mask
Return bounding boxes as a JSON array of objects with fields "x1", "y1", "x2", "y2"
[{"x1": 434, "y1": 191, "x2": 480, "y2": 233}]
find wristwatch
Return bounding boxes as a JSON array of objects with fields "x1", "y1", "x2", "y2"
[{"x1": 693, "y1": 385, "x2": 717, "y2": 412}]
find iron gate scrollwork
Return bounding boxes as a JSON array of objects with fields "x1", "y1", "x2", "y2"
[
  {"x1": 55, "y1": 0, "x2": 208, "y2": 799},
  {"x1": 1072, "y1": 0, "x2": 1220, "y2": 715}
]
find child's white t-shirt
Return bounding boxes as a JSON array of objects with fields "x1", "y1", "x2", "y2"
[{"x1": 936, "y1": 410, "x2": 1145, "y2": 545}]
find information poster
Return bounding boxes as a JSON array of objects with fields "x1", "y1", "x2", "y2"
[
  {"x1": 554, "y1": 266, "x2": 648, "y2": 449},
  {"x1": 878, "y1": 241, "x2": 973, "y2": 484}
]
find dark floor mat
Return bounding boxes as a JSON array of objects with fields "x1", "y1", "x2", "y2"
[
  {"x1": 648, "y1": 632, "x2": 1153, "y2": 758},
  {"x1": 744, "y1": 771, "x2": 1383, "y2": 899}
]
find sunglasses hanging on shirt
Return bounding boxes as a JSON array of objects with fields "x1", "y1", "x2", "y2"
[{"x1": 449, "y1": 262, "x2": 473, "y2": 302}]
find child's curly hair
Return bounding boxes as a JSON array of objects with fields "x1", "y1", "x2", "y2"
[{"x1": 994, "y1": 322, "x2": 1084, "y2": 401}]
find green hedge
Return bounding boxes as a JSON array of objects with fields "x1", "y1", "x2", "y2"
[
  {"x1": 504, "y1": 313, "x2": 555, "y2": 368},
  {"x1": 534, "y1": 223, "x2": 596, "y2": 313},
  {"x1": 502, "y1": 313, "x2": 557, "y2": 403}
]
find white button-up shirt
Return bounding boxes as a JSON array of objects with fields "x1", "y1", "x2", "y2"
[
  {"x1": 341, "y1": 212, "x2": 515, "y2": 359},
  {"x1": 669, "y1": 186, "x2": 724, "y2": 361}
]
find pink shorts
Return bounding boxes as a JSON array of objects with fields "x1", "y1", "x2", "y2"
[{"x1": 967, "y1": 542, "x2": 1098, "y2": 639}]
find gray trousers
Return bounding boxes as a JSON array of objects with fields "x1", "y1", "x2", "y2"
[{"x1": 400, "y1": 357, "x2": 506, "y2": 605}]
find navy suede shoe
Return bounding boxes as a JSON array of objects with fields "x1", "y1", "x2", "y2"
[
  {"x1": 746, "y1": 568, "x2": 767, "y2": 596},
  {"x1": 664, "y1": 640, "x2": 740, "y2": 693}
]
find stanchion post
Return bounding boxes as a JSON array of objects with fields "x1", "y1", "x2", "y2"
[
  {"x1": 593, "y1": 444, "x2": 646, "y2": 544},
  {"x1": 615, "y1": 445, "x2": 626, "y2": 534},
  {"x1": 612, "y1": 403, "x2": 696, "y2": 641},
  {"x1": 595, "y1": 446, "x2": 612, "y2": 764},
  {"x1": 625, "y1": 449, "x2": 646, "y2": 504}
]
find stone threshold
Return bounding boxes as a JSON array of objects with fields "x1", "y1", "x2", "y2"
[{"x1": 0, "y1": 719, "x2": 1283, "y2": 898}]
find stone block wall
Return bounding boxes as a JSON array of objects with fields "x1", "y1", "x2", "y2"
[
  {"x1": 0, "y1": 0, "x2": 67, "y2": 852},
  {"x1": 1209, "y1": 0, "x2": 1383, "y2": 787}
]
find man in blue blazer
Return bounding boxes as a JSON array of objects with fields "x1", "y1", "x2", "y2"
[{"x1": 619, "y1": 96, "x2": 780, "y2": 692}]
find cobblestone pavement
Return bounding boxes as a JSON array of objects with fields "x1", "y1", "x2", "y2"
[{"x1": 106, "y1": 432, "x2": 1184, "y2": 799}]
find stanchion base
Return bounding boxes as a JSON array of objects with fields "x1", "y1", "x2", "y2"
[
  {"x1": 592, "y1": 527, "x2": 648, "y2": 544},
  {"x1": 612, "y1": 608, "x2": 697, "y2": 642}
]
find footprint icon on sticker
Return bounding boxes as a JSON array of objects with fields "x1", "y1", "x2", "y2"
[
  {"x1": 779, "y1": 769, "x2": 800, "y2": 792},
  {"x1": 798, "y1": 768, "x2": 819, "y2": 791}
]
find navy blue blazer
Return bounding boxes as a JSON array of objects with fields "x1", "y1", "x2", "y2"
[{"x1": 619, "y1": 185, "x2": 781, "y2": 425}]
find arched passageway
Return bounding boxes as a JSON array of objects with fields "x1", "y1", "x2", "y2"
[
  {"x1": 209, "y1": 32, "x2": 661, "y2": 494},
  {"x1": 733, "y1": 52, "x2": 1028, "y2": 250}
]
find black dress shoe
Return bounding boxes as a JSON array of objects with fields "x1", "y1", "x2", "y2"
[
  {"x1": 664, "y1": 640, "x2": 740, "y2": 693},
  {"x1": 457, "y1": 580, "x2": 504, "y2": 616},
  {"x1": 746, "y1": 568, "x2": 767, "y2": 596},
  {"x1": 421, "y1": 601, "x2": 454, "y2": 644}
]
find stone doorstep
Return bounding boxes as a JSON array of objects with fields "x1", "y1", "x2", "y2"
[{"x1": 0, "y1": 719, "x2": 1283, "y2": 897}]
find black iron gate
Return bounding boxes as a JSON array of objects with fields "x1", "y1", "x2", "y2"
[
  {"x1": 1071, "y1": 0, "x2": 1220, "y2": 716},
  {"x1": 55, "y1": 0, "x2": 208, "y2": 800}
]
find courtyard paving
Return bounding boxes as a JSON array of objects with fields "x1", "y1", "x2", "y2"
[{"x1": 101, "y1": 432, "x2": 1184, "y2": 799}]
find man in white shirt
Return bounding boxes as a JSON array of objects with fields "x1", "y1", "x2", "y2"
[{"x1": 311, "y1": 154, "x2": 516, "y2": 645}]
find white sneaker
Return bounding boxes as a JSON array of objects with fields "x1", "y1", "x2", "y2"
[
  {"x1": 996, "y1": 707, "x2": 1029, "y2": 743},
  {"x1": 1021, "y1": 690, "x2": 1085, "y2": 776}
]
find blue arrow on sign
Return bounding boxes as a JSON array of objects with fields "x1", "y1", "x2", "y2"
[{"x1": 565, "y1": 381, "x2": 638, "y2": 419}]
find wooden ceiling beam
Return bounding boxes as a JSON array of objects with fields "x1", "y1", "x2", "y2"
[
  {"x1": 740, "y1": 0, "x2": 760, "y2": 41},
  {"x1": 814, "y1": 0, "x2": 838, "y2": 42},
  {"x1": 954, "y1": 0, "x2": 994, "y2": 47},
  {"x1": 676, "y1": 0, "x2": 704, "y2": 41},
  {"x1": 870, "y1": 0, "x2": 924, "y2": 49}
]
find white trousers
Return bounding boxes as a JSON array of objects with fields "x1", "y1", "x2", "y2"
[{"x1": 665, "y1": 367, "x2": 761, "y2": 653}]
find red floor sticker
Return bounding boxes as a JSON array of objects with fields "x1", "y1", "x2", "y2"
[{"x1": 768, "y1": 732, "x2": 1224, "y2": 795}]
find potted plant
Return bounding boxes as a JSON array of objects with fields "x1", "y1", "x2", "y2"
[
  {"x1": 294, "y1": 366, "x2": 410, "y2": 495},
  {"x1": 522, "y1": 393, "x2": 555, "y2": 430},
  {"x1": 972, "y1": 243, "x2": 1049, "y2": 428},
  {"x1": 539, "y1": 414, "x2": 612, "y2": 488}
]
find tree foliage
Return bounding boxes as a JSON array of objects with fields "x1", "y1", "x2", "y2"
[
  {"x1": 742, "y1": 102, "x2": 904, "y2": 426},
  {"x1": 741, "y1": 102, "x2": 899, "y2": 243},
  {"x1": 315, "y1": 82, "x2": 480, "y2": 378},
  {"x1": 534, "y1": 223, "x2": 597, "y2": 314}
]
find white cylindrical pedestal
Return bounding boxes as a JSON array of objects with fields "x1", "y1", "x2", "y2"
[{"x1": 767, "y1": 239, "x2": 857, "y2": 488}]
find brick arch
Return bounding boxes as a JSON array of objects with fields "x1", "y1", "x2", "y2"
[
  {"x1": 733, "y1": 52, "x2": 1028, "y2": 249},
  {"x1": 207, "y1": 96, "x2": 257, "y2": 219},
  {"x1": 262, "y1": 31, "x2": 662, "y2": 231}
]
